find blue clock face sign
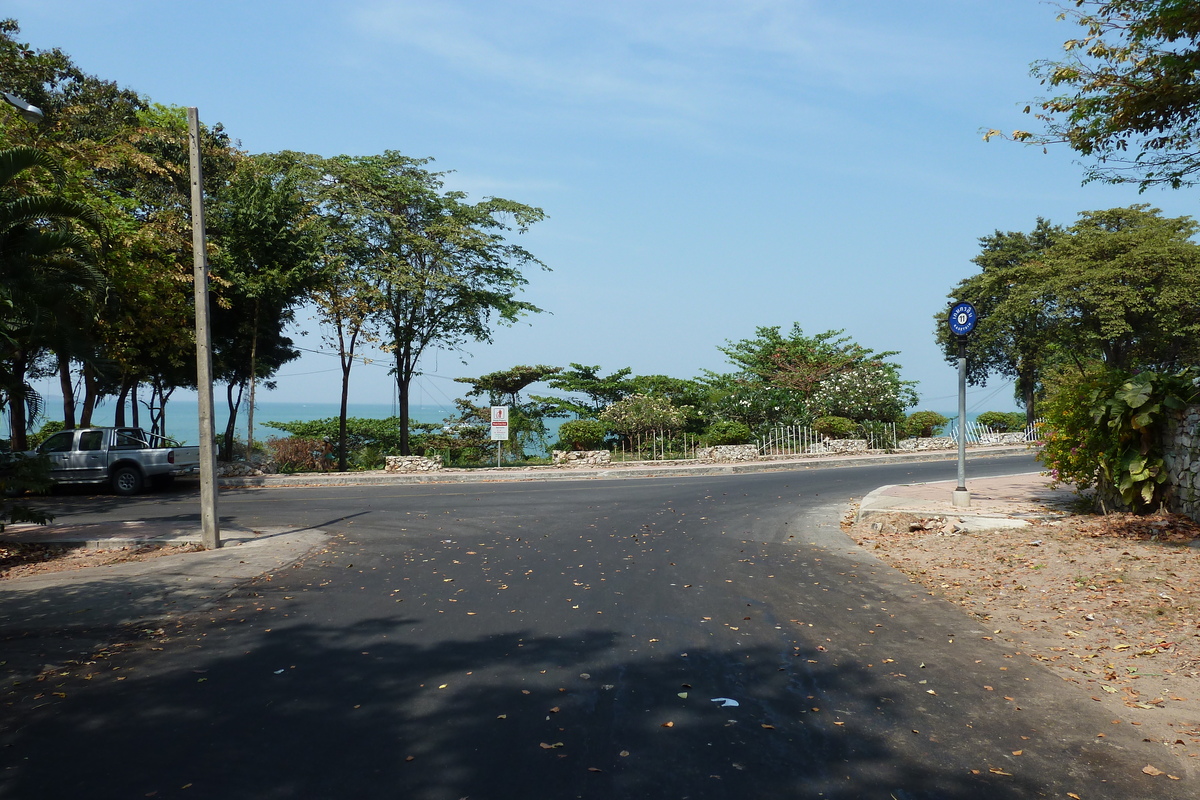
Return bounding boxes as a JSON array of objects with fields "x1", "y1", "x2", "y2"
[{"x1": 949, "y1": 302, "x2": 977, "y2": 336}]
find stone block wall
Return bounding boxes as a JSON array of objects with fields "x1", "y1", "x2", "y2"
[
  {"x1": 808, "y1": 439, "x2": 869, "y2": 455},
  {"x1": 695, "y1": 444, "x2": 760, "y2": 463},
  {"x1": 1163, "y1": 406, "x2": 1200, "y2": 520},
  {"x1": 896, "y1": 437, "x2": 955, "y2": 452},
  {"x1": 385, "y1": 455, "x2": 444, "y2": 473},
  {"x1": 552, "y1": 450, "x2": 612, "y2": 467}
]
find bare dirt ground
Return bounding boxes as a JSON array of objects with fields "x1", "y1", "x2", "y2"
[
  {"x1": 0, "y1": 541, "x2": 204, "y2": 580},
  {"x1": 845, "y1": 509, "x2": 1200, "y2": 774}
]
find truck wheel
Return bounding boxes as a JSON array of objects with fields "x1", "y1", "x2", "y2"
[{"x1": 111, "y1": 466, "x2": 144, "y2": 496}]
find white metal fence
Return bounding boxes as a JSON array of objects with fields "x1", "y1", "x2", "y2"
[
  {"x1": 947, "y1": 420, "x2": 1042, "y2": 445},
  {"x1": 756, "y1": 422, "x2": 900, "y2": 457}
]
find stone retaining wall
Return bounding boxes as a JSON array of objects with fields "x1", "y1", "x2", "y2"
[
  {"x1": 896, "y1": 436, "x2": 955, "y2": 452},
  {"x1": 980, "y1": 432, "x2": 1029, "y2": 445},
  {"x1": 216, "y1": 459, "x2": 277, "y2": 477},
  {"x1": 808, "y1": 439, "x2": 869, "y2": 455},
  {"x1": 1163, "y1": 406, "x2": 1200, "y2": 520},
  {"x1": 551, "y1": 450, "x2": 612, "y2": 467},
  {"x1": 695, "y1": 444, "x2": 760, "y2": 463},
  {"x1": 385, "y1": 455, "x2": 444, "y2": 473}
]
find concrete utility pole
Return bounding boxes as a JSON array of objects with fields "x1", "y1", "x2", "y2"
[{"x1": 188, "y1": 108, "x2": 220, "y2": 549}]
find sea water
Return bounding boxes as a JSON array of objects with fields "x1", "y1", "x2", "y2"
[{"x1": 5, "y1": 398, "x2": 567, "y2": 454}]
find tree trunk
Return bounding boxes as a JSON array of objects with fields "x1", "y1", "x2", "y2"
[
  {"x1": 79, "y1": 363, "x2": 99, "y2": 428},
  {"x1": 58, "y1": 357, "x2": 76, "y2": 429},
  {"x1": 247, "y1": 301, "x2": 259, "y2": 459},
  {"x1": 114, "y1": 380, "x2": 131, "y2": 427},
  {"x1": 8, "y1": 351, "x2": 29, "y2": 450},
  {"x1": 1018, "y1": 371, "x2": 1037, "y2": 426},
  {"x1": 338, "y1": 363, "x2": 351, "y2": 471},
  {"x1": 130, "y1": 381, "x2": 140, "y2": 429},
  {"x1": 396, "y1": 342, "x2": 412, "y2": 456},
  {"x1": 223, "y1": 382, "x2": 244, "y2": 461}
]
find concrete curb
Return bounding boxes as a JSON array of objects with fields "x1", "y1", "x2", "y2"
[{"x1": 217, "y1": 445, "x2": 1033, "y2": 489}]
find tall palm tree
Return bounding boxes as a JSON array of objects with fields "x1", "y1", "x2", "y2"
[{"x1": 0, "y1": 146, "x2": 104, "y2": 449}]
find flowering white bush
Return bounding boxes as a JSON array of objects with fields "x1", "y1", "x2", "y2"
[
  {"x1": 600, "y1": 393, "x2": 687, "y2": 435},
  {"x1": 810, "y1": 362, "x2": 917, "y2": 422}
]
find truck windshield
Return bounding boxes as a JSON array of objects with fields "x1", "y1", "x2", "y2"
[{"x1": 39, "y1": 432, "x2": 75, "y2": 453}]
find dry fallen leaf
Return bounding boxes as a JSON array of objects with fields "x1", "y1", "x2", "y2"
[
  {"x1": 1142, "y1": 765, "x2": 1165, "y2": 776},
  {"x1": 661, "y1": 721, "x2": 674, "y2": 728}
]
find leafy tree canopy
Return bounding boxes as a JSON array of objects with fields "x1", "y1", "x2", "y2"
[
  {"x1": 992, "y1": 0, "x2": 1200, "y2": 189},
  {"x1": 935, "y1": 218, "x2": 1064, "y2": 419}
]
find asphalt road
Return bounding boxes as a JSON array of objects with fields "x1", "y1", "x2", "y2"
[{"x1": 2, "y1": 454, "x2": 1188, "y2": 799}]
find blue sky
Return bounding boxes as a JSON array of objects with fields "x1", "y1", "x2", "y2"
[{"x1": 11, "y1": 0, "x2": 1198, "y2": 415}]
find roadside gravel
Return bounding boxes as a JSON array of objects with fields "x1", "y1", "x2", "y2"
[{"x1": 845, "y1": 509, "x2": 1200, "y2": 773}]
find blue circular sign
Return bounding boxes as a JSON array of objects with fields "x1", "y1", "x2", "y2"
[{"x1": 948, "y1": 302, "x2": 977, "y2": 336}]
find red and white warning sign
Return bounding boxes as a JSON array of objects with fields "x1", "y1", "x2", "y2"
[{"x1": 490, "y1": 406, "x2": 510, "y2": 441}]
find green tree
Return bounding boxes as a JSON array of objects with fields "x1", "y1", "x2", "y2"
[
  {"x1": 0, "y1": 147, "x2": 103, "y2": 450},
  {"x1": 599, "y1": 393, "x2": 688, "y2": 439},
  {"x1": 705, "y1": 325, "x2": 914, "y2": 432},
  {"x1": 936, "y1": 218, "x2": 1064, "y2": 422},
  {"x1": 275, "y1": 150, "x2": 389, "y2": 471},
  {"x1": 539, "y1": 363, "x2": 635, "y2": 419},
  {"x1": 300, "y1": 152, "x2": 547, "y2": 455},
  {"x1": 1036, "y1": 205, "x2": 1200, "y2": 371},
  {"x1": 209, "y1": 155, "x2": 317, "y2": 459},
  {"x1": 455, "y1": 364, "x2": 562, "y2": 459},
  {"x1": 991, "y1": 1, "x2": 1200, "y2": 189}
]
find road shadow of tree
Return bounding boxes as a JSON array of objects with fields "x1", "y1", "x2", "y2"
[{"x1": 0, "y1": 612, "x2": 1062, "y2": 800}]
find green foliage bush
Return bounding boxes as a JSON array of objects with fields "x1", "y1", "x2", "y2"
[
  {"x1": 904, "y1": 411, "x2": 949, "y2": 438},
  {"x1": 1038, "y1": 368, "x2": 1198, "y2": 513},
  {"x1": 702, "y1": 420, "x2": 751, "y2": 446},
  {"x1": 813, "y1": 416, "x2": 857, "y2": 439},
  {"x1": 976, "y1": 411, "x2": 1026, "y2": 432},
  {"x1": 557, "y1": 419, "x2": 608, "y2": 450},
  {"x1": 27, "y1": 421, "x2": 65, "y2": 450},
  {"x1": 0, "y1": 452, "x2": 54, "y2": 530},
  {"x1": 600, "y1": 394, "x2": 687, "y2": 435}
]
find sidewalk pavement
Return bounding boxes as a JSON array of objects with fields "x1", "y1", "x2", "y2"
[
  {"x1": 855, "y1": 471, "x2": 1078, "y2": 531},
  {"x1": 2, "y1": 446, "x2": 1064, "y2": 688}
]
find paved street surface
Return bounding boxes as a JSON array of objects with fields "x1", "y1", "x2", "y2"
[{"x1": 1, "y1": 454, "x2": 1191, "y2": 798}]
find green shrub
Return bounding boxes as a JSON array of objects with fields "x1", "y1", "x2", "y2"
[
  {"x1": 813, "y1": 415, "x2": 856, "y2": 439},
  {"x1": 702, "y1": 420, "x2": 751, "y2": 446},
  {"x1": 904, "y1": 411, "x2": 949, "y2": 438},
  {"x1": 557, "y1": 419, "x2": 608, "y2": 450},
  {"x1": 1038, "y1": 367, "x2": 1198, "y2": 513},
  {"x1": 27, "y1": 421, "x2": 65, "y2": 450},
  {"x1": 976, "y1": 411, "x2": 1026, "y2": 432}
]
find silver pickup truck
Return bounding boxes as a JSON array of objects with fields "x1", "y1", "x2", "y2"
[{"x1": 32, "y1": 427, "x2": 202, "y2": 495}]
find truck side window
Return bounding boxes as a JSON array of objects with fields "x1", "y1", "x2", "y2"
[
  {"x1": 114, "y1": 430, "x2": 146, "y2": 450},
  {"x1": 79, "y1": 431, "x2": 104, "y2": 451},
  {"x1": 40, "y1": 432, "x2": 76, "y2": 453}
]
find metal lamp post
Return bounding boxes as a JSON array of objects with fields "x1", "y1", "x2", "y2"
[
  {"x1": 2, "y1": 92, "x2": 44, "y2": 122},
  {"x1": 948, "y1": 302, "x2": 977, "y2": 508}
]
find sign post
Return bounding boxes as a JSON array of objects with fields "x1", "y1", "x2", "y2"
[
  {"x1": 948, "y1": 302, "x2": 977, "y2": 508},
  {"x1": 490, "y1": 406, "x2": 509, "y2": 468}
]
